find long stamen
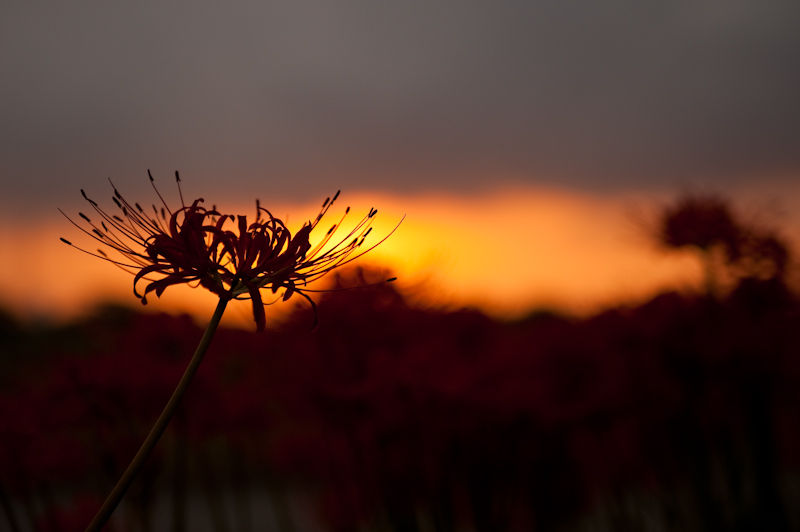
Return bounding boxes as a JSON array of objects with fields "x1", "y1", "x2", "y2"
[
  {"x1": 147, "y1": 170, "x2": 174, "y2": 217},
  {"x1": 175, "y1": 170, "x2": 185, "y2": 208}
]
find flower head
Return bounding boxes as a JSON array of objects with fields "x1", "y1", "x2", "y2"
[{"x1": 60, "y1": 171, "x2": 399, "y2": 330}]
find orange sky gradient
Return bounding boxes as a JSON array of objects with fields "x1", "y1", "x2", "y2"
[{"x1": 2, "y1": 181, "x2": 798, "y2": 329}]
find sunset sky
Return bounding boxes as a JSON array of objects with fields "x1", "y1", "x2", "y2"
[{"x1": 1, "y1": 1, "x2": 799, "y2": 325}]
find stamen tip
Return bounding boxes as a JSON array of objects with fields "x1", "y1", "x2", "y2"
[
  {"x1": 59, "y1": 237, "x2": 72, "y2": 245},
  {"x1": 80, "y1": 189, "x2": 98, "y2": 206}
]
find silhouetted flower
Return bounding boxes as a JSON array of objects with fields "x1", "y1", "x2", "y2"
[{"x1": 60, "y1": 171, "x2": 397, "y2": 330}]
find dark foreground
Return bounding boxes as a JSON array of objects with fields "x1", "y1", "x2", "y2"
[{"x1": 1, "y1": 273, "x2": 799, "y2": 531}]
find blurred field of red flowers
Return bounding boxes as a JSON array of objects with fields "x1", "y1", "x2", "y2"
[{"x1": 1, "y1": 196, "x2": 800, "y2": 531}]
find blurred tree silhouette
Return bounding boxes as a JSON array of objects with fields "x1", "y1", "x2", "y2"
[{"x1": 659, "y1": 194, "x2": 792, "y2": 297}]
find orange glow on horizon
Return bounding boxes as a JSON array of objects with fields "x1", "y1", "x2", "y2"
[{"x1": 3, "y1": 183, "x2": 798, "y2": 328}]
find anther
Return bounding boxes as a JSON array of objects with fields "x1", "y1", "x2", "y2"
[
  {"x1": 80, "y1": 189, "x2": 98, "y2": 206},
  {"x1": 135, "y1": 203, "x2": 144, "y2": 212},
  {"x1": 113, "y1": 197, "x2": 122, "y2": 208},
  {"x1": 79, "y1": 212, "x2": 91, "y2": 223},
  {"x1": 175, "y1": 170, "x2": 181, "y2": 182},
  {"x1": 60, "y1": 237, "x2": 72, "y2": 245},
  {"x1": 386, "y1": 277, "x2": 397, "y2": 282},
  {"x1": 147, "y1": 169, "x2": 154, "y2": 182},
  {"x1": 93, "y1": 229, "x2": 104, "y2": 238}
]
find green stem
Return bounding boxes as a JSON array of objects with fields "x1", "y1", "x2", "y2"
[{"x1": 86, "y1": 296, "x2": 229, "y2": 532}]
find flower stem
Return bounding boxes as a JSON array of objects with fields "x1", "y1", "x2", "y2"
[{"x1": 86, "y1": 296, "x2": 230, "y2": 532}]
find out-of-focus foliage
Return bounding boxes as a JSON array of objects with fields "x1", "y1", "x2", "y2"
[
  {"x1": 2, "y1": 198, "x2": 799, "y2": 530},
  {"x1": 659, "y1": 194, "x2": 793, "y2": 295}
]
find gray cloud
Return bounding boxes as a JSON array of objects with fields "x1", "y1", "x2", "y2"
[{"x1": 2, "y1": 0, "x2": 799, "y2": 210}]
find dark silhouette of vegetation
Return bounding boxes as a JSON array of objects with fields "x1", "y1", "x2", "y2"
[
  {"x1": 2, "y1": 195, "x2": 798, "y2": 531},
  {"x1": 658, "y1": 193, "x2": 792, "y2": 297}
]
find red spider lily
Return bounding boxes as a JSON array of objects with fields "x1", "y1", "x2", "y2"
[{"x1": 60, "y1": 171, "x2": 399, "y2": 330}]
